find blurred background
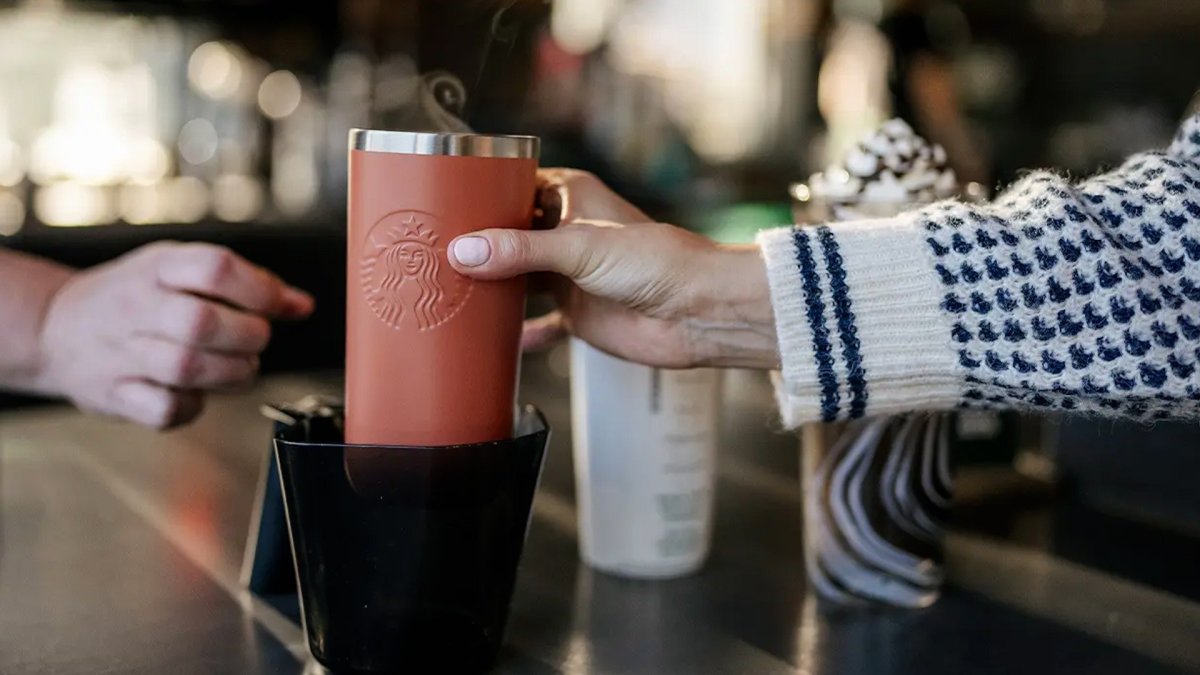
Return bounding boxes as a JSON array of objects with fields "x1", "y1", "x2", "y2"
[{"x1": 0, "y1": 0, "x2": 1198, "y2": 553}]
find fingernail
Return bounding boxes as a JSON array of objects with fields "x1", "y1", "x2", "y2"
[{"x1": 452, "y1": 237, "x2": 491, "y2": 267}]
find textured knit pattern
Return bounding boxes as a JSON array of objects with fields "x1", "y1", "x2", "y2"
[{"x1": 759, "y1": 112, "x2": 1200, "y2": 426}]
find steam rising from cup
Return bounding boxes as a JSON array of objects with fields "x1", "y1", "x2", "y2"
[{"x1": 402, "y1": 70, "x2": 473, "y2": 134}]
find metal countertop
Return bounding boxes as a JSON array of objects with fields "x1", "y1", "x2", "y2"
[{"x1": 1, "y1": 356, "x2": 1196, "y2": 674}]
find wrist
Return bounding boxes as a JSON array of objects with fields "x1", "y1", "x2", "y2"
[
  {"x1": 25, "y1": 266, "x2": 76, "y2": 397},
  {"x1": 684, "y1": 243, "x2": 780, "y2": 369}
]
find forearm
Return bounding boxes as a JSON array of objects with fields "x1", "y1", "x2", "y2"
[
  {"x1": 686, "y1": 244, "x2": 780, "y2": 370},
  {"x1": 0, "y1": 249, "x2": 74, "y2": 395},
  {"x1": 760, "y1": 112, "x2": 1200, "y2": 426}
]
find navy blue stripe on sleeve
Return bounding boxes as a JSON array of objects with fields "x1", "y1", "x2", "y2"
[
  {"x1": 817, "y1": 226, "x2": 869, "y2": 418},
  {"x1": 792, "y1": 228, "x2": 841, "y2": 421}
]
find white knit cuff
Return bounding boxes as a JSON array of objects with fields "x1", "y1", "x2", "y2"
[{"x1": 757, "y1": 217, "x2": 964, "y2": 428}]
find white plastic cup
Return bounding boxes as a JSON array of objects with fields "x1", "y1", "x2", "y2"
[{"x1": 569, "y1": 338, "x2": 721, "y2": 579}]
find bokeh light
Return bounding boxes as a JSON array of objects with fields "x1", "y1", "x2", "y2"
[
  {"x1": 35, "y1": 183, "x2": 114, "y2": 227},
  {"x1": 258, "y1": 70, "x2": 303, "y2": 120},
  {"x1": 551, "y1": 0, "x2": 620, "y2": 55},
  {"x1": 164, "y1": 176, "x2": 210, "y2": 223},
  {"x1": 119, "y1": 183, "x2": 166, "y2": 225},
  {"x1": 0, "y1": 139, "x2": 24, "y2": 187},
  {"x1": 30, "y1": 127, "x2": 125, "y2": 186},
  {"x1": 178, "y1": 118, "x2": 219, "y2": 166},
  {"x1": 0, "y1": 190, "x2": 24, "y2": 235},
  {"x1": 213, "y1": 174, "x2": 263, "y2": 222},
  {"x1": 127, "y1": 138, "x2": 171, "y2": 185},
  {"x1": 188, "y1": 41, "x2": 243, "y2": 100},
  {"x1": 272, "y1": 153, "x2": 318, "y2": 217}
]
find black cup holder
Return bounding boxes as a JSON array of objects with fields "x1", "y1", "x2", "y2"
[{"x1": 271, "y1": 402, "x2": 550, "y2": 674}]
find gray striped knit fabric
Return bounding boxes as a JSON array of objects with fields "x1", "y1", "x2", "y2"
[{"x1": 759, "y1": 112, "x2": 1200, "y2": 426}]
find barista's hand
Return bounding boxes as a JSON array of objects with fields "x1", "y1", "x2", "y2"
[
  {"x1": 449, "y1": 169, "x2": 778, "y2": 369},
  {"x1": 37, "y1": 242, "x2": 314, "y2": 429}
]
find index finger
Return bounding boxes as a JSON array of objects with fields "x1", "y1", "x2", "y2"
[{"x1": 153, "y1": 243, "x2": 314, "y2": 318}]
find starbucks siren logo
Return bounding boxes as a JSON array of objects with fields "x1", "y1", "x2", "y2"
[{"x1": 359, "y1": 211, "x2": 472, "y2": 331}]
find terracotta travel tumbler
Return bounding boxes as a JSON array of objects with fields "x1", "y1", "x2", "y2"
[{"x1": 346, "y1": 130, "x2": 539, "y2": 448}]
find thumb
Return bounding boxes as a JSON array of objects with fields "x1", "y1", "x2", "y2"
[{"x1": 448, "y1": 228, "x2": 589, "y2": 281}]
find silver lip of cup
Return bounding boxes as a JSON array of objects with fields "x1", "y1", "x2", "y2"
[{"x1": 349, "y1": 129, "x2": 540, "y2": 160}]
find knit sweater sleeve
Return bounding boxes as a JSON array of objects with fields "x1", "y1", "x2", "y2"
[{"x1": 758, "y1": 112, "x2": 1200, "y2": 427}]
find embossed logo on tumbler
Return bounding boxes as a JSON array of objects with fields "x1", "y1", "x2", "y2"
[
  {"x1": 346, "y1": 130, "x2": 539, "y2": 448},
  {"x1": 359, "y1": 212, "x2": 473, "y2": 332}
]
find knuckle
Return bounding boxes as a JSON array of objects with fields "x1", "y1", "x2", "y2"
[
  {"x1": 560, "y1": 226, "x2": 599, "y2": 277},
  {"x1": 197, "y1": 247, "x2": 237, "y2": 287},
  {"x1": 185, "y1": 304, "x2": 220, "y2": 343},
  {"x1": 497, "y1": 231, "x2": 533, "y2": 265},
  {"x1": 170, "y1": 348, "x2": 202, "y2": 384},
  {"x1": 247, "y1": 317, "x2": 272, "y2": 351}
]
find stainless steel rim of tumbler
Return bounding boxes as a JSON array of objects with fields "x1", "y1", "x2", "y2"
[{"x1": 349, "y1": 129, "x2": 540, "y2": 160}]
